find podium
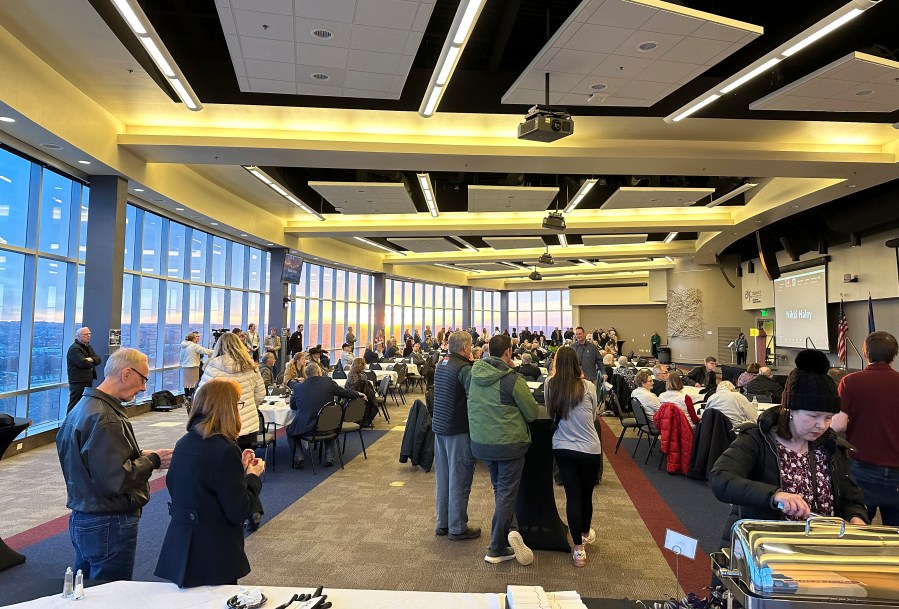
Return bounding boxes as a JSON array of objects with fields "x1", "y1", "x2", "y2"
[{"x1": 0, "y1": 417, "x2": 30, "y2": 571}]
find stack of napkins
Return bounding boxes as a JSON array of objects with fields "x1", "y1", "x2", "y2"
[{"x1": 506, "y1": 586, "x2": 587, "y2": 609}]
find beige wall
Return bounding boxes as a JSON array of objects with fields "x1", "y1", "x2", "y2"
[
  {"x1": 577, "y1": 305, "x2": 666, "y2": 358},
  {"x1": 667, "y1": 257, "x2": 758, "y2": 364}
]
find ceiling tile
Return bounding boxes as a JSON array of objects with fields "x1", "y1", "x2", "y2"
[
  {"x1": 344, "y1": 70, "x2": 392, "y2": 91},
  {"x1": 581, "y1": 234, "x2": 648, "y2": 246},
  {"x1": 343, "y1": 88, "x2": 398, "y2": 99},
  {"x1": 249, "y1": 77, "x2": 297, "y2": 94},
  {"x1": 660, "y1": 36, "x2": 732, "y2": 65},
  {"x1": 347, "y1": 49, "x2": 402, "y2": 74},
  {"x1": 613, "y1": 30, "x2": 685, "y2": 59},
  {"x1": 566, "y1": 24, "x2": 633, "y2": 54},
  {"x1": 296, "y1": 82, "x2": 344, "y2": 96},
  {"x1": 232, "y1": 0, "x2": 292, "y2": 15},
  {"x1": 411, "y1": 4, "x2": 432, "y2": 31},
  {"x1": 616, "y1": 79, "x2": 673, "y2": 101},
  {"x1": 296, "y1": 42, "x2": 349, "y2": 69},
  {"x1": 310, "y1": 182, "x2": 417, "y2": 214},
  {"x1": 590, "y1": 54, "x2": 653, "y2": 79},
  {"x1": 217, "y1": 6, "x2": 237, "y2": 35},
  {"x1": 355, "y1": 0, "x2": 419, "y2": 30},
  {"x1": 547, "y1": 48, "x2": 605, "y2": 74},
  {"x1": 468, "y1": 185, "x2": 559, "y2": 212},
  {"x1": 297, "y1": 65, "x2": 346, "y2": 87},
  {"x1": 635, "y1": 59, "x2": 702, "y2": 84},
  {"x1": 293, "y1": 0, "x2": 356, "y2": 22},
  {"x1": 239, "y1": 36, "x2": 296, "y2": 62},
  {"x1": 640, "y1": 9, "x2": 703, "y2": 37},
  {"x1": 690, "y1": 20, "x2": 748, "y2": 43},
  {"x1": 585, "y1": 0, "x2": 655, "y2": 30},
  {"x1": 519, "y1": 70, "x2": 586, "y2": 92},
  {"x1": 234, "y1": 9, "x2": 295, "y2": 41},
  {"x1": 244, "y1": 58, "x2": 297, "y2": 81},
  {"x1": 462, "y1": 263, "x2": 519, "y2": 272},
  {"x1": 295, "y1": 16, "x2": 352, "y2": 47},
  {"x1": 483, "y1": 236, "x2": 548, "y2": 250},
  {"x1": 224, "y1": 33, "x2": 243, "y2": 57},
  {"x1": 351, "y1": 24, "x2": 409, "y2": 53},
  {"x1": 601, "y1": 186, "x2": 714, "y2": 209}
]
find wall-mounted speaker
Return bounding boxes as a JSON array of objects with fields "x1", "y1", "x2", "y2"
[
  {"x1": 736, "y1": 265, "x2": 743, "y2": 278},
  {"x1": 747, "y1": 260, "x2": 755, "y2": 274},
  {"x1": 756, "y1": 231, "x2": 781, "y2": 281},
  {"x1": 850, "y1": 232, "x2": 862, "y2": 247}
]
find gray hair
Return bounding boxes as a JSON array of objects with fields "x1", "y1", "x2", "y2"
[
  {"x1": 105, "y1": 348, "x2": 147, "y2": 378},
  {"x1": 759, "y1": 366, "x2": 772, "y2": 377},
  {"x1": 305, "y1": 362, "x2": 322, "y2": 377},
  {"x1": 76, "y1": 327, "x2": 91, "y2": 339},
  {"x1": 717, "y1": 380, "x2": 736, "y2": 393},
  {"x1": 617, "y1": 356, "x2": 628, "y2": 367},
  {"x1": 448, "y1": 330, "x2": 471, "y2": 355},
  {"x1": 603, "y1": 353, "x2": 614, "y2": 365},
  {"x1": 262, "y1": 352, "x2": 275, "y2": 364},
  {"x1": 521, "y1": 353, "x2": 532, "y2": 365}
]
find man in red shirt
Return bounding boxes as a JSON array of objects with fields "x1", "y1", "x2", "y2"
[{"x1": 833, "y1": 331, "x2": 899, "y2": 526}]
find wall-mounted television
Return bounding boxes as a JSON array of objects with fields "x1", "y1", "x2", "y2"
[{"x1": 281, "y1": 253, "x2": 304, "y2": 284}]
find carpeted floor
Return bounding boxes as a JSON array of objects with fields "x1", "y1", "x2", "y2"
[{"x1": 0, "y1": 388, "x2": 737, "y2": 604}]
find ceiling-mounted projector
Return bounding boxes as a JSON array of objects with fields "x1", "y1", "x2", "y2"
[
  {"x1": 518, "y1": 105, "x2": 573, "y2": 142},
  {"x1": 538, "y1": 251, "x2": 554, "y2": 265},
  {"x1": 542, "y1": 211, "x2": 566, "y2": 231},
  {"x1": 528, "y1": 269, "x2": 543, "y2": 281}
]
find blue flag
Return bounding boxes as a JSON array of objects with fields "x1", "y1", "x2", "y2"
[{"x1": 868, "y1": 294, "x2": 876, "y2": 334}]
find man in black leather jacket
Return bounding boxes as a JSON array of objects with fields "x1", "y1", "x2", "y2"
[{"x1": 56, "y1": 348, "x2": 173, "y2": 581}]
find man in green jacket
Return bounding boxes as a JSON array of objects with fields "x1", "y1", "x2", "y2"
[{"x1": 467, "y1": 334, "x2": 540, "y2": 565}]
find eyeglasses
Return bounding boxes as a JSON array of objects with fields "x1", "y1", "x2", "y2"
[{"x1": 129, "y1": 367, "x2": 149, "y2": 384}]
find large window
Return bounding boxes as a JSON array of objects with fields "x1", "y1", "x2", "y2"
[
  {"x1": 508, "y1": 289, "x2": 571, "y2": 338},
  {"x1": 289, "y1": 263, "x2": 373, "y2": 360},
  {"x1": 385, "y1": 278, "x2": 462, "y2": 341},
  {"x1": 122, "y1": 206, "x2": 269, "y2": 399},
  {"x1": 471, "y1": 289, "x2": 501, "y2": 334},
  {"x1": 0, "y1": 149, "x2": 88, "y2": 431}
]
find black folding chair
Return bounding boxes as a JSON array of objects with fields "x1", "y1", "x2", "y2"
[
  {"x1": 340, "y1": 398, "x2": 368, "y2": 460},
  {"x1": 630, "y1": 397, "x2": 661, "y2": 464},
  {"x1": 609, "y1": 393, "x2": 640, "y2": 454},
  {"x1": 250, "y1": 410, "x2": 277, "y2": 477},
  {"x1": 291, "y1": 401, "x2": 345, "y2": 474},
  {"x1": 375, "y1": 375, "x2": 391, "y2": 423}
]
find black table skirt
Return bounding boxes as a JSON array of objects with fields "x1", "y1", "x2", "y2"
[{"x1": 515, "y1": 418, "x2": 570, "y2": 552}]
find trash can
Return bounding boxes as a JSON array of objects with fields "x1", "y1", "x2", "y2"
[{"x1": 657, "y1": 346, "x2": 671, "y2": 364}]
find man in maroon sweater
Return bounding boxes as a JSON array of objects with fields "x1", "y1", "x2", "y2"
[{"x1": 833, "y1": 331, "x2": 899, "y2": 526}]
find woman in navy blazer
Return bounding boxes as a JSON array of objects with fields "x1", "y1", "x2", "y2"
[{"x1": 155, "y1": 379, "x2": 265, "y2": 587}]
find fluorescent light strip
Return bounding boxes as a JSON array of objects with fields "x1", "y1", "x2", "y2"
[
  {"x1": 418, "y1": 0, "x2": 487, "y2": 117},
  {"x1": 664, "y1": 256, "x2": 674, "y2": 262},
  {"x1": 558, "y1": 234, "x2": 568, "y2": 248},
  {"x1": 109, "y1": 0, "x2": 202, "y2": 111},
  {"x1": 719, "y1": 58, "x2": 780, "y2": 94},
  {"x1": 501, "y1": 262, "x2": 528, "y2": 270},
  {"x1": 243, "y1": 165, "x2": 324, "y2": 221},
  {"x1": 664, "y1": 1, "x2": 877, "y2": 124},
  {"x1": 578, "y1": 259, "x2": 595, "y2": 266},
  {"x1": 455, "y1": 238, "x2": 478, "y2": 252},
  {"x1": 663, "y1": 232, "x2": 679, "y2": 244},
  {"x1": 671, "y1": 94, "x2": 720, "y2": 123},
  {"x1": 564, "y1": 178, "x2": 598, "y2": 213},
  {"x1": 416, "y1": 173, "x2": 439, "y2": 217},
  {"x1": 354, "y1": 236, "x2": 406, "y2": 256},
  {"x1": 706, "y1": 182, "x2": 758, "y2": 207}
]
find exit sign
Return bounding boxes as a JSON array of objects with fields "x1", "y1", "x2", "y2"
[{"x1": 760, "y1": 309, "x2": 769, "y2": 317}]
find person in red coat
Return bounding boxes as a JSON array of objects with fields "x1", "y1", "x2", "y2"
[{"x1": 653, "y1": 402, "x2": 694, "y2": 475}]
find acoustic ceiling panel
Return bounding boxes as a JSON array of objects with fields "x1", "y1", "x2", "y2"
[
  {"x1": 482, "y1": 236, "x2": 548, "y2": 250},
  {"x1": 387, "y1": 237, "x2": 460, "y2": 253},
  {"x1": 308, "y1": 182, "x2": 417, "y2": 214},
  {"x1": 502, "y1": 0, "x2": 761, "y2": 107},
  {"x1": 600, "y1": 186, "x2": 714, "y2": 209},
  {"x1": 462, "y1": 262, "x2": 522, "y2": 272},
  {"x1": 217, "y1": 0, "x2": 435, "y2": 99},
  {"x1": 467, "y1": 185, "x2": 560, "y2": 212},
  {"x1": 581, "y1": 233, "x2": 649, "y2": 246},
  {"x1": 750, "y1": 52, "x2": 899, "y2": 113}
]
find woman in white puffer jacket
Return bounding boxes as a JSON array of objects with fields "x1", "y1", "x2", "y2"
[{"x1": 198, "y1": 332, "x2": 265, "y2": 445}]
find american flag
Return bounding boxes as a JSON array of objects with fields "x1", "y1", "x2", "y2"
[{"x1": 837, "y1": 299, "x2": 848, "y2": 365}]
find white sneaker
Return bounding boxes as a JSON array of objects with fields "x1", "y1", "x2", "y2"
[
  {"x1": 572, "y1": 547, "x2": 587, "y2": 567},
  {"x1": 507, "y1": 530, "x2": 534, "y2": 566},
  {"x1": 582, "y1": 528, "x2": 596, "y2": 545}
]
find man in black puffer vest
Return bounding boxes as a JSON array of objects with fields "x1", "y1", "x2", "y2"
[{"x1": 432, "y1": 331, "x2": 481, "y2": 541}]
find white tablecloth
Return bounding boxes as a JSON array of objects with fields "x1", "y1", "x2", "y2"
[
  {"x1": 329, "y1": 369, "x2": 397, "y2": 384},
  {"x1": 7, "y1": 581, "x2": 507, "y2": 609},
  {"x1": 526, "y1": 381, "x2": 542, "y2": 392},
  {"x1": 386, "y1": 362, "x2": 419, "y2": 376},
  {"x1": 259, "y1": 397, "x2": 295, "y2": 428}
]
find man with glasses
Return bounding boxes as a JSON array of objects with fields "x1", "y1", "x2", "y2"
[
  {"x1": 57, "y1": 348, "x2": 173, "y2": 582},
  {"x1": 651, "y1": 364, "x2": 669, "y2": 396}
]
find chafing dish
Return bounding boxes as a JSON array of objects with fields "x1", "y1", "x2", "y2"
[{"x1": 712, "y1": 517, "x2": 899, "y2": 608}]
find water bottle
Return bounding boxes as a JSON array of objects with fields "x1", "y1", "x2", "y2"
[
  {"x1": 73, "y1": 569, "x2": 84, "y2": 600},
  {"x1": 62, "y1": 566, "x2": 74, "y2": 599}
]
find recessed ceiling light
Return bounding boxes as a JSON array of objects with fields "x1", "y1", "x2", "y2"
[
  {"x1": 266, "y1": 243, "x2": 274, "y2": 246},
  {"x1": 175, "y1": 207, "x2": 185, "y2": 211},
  {"x1": 636, "y1": 41, "x2": 658, "y2": 52},
  {"x1": 853, "y1": 88, "x2": 874, "y2": 97},
  {"x1": 77, "y1": 160, "x2": 91, "y2": 165},
  {"x1": 0, "y1": 116, "x2": 15, "y2": 123},
  {"x1": 357, "y1": 189, "x2": 366, "y2": 193},
  {"x1": 40, "y1": 143, "x2": 64, "y2": 150},
  {"x1": 210, "y1": 222, "x2": 218, "y2": 226},
  {"x1": 590, "y1": 83, "x2": 608, "y2": 91},
  {"x1": 311, "y1": 28, "x2": 334, "y2": 40},
  {"x1": 240, "y1": 233, "x2": 248, "y2": 237},
  {"x1": 134, "y1": 188, "x2": 144, "y2": 192},
  {"x1": 847, "y1": 184, "x2": 857, "y2": 188},
  {"x1": 311, "y1": 72, "x2": 330, "y2": 81}
]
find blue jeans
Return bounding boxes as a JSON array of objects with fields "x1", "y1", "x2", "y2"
[
  {"x1": 434, "y1": 433, "x2": 476, "y2": 534},
  {"x1": 485, "y1": 457, "x2": 526, "y2": 554},
  {"x1": 850, "y1": 460, "x2": 899, "y2": 526},
  {"x1": 69, "y1": 512, "x2": 140, "y2": 581}
]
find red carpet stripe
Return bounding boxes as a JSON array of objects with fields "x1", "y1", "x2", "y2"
[
  {"x1": 6, "y1": 475, "x2": 169, "y2": 551},
  {"x1": 600, "y1": 418, "x2": 711, "y2": 596}
]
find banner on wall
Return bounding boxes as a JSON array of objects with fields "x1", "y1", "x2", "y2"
[{"x1": 741, "y1": 264, "x2": 774, "y2": 310}]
